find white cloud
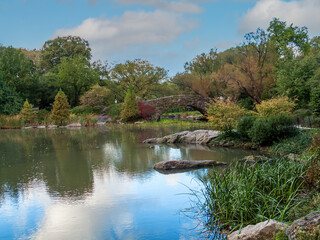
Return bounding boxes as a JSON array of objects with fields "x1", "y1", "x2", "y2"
[
  {"x1": 115, "y1": 0, "x2": 204, "y2": 13},
  {"x1": 53, "y1": 10, "x2": 198, "y2": 58},
  {"x1": 239, "y1": 0, "x2": 320, "y2": 35}
]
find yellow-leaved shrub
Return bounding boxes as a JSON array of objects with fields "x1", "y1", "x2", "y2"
[
  {"x1": 256, "y1": 96, "x2": 295, "y2": 117},
  {"x1": 207, "y1": 98, "x2": 247, "y2": 131}
]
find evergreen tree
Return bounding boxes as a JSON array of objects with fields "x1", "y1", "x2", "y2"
[
  {"x1": 51, "y1": 89, "x2": 70, "y2": 125},
  {"x1": 20, "y1": 99, "x2": 34, "y2": 123},
  {"x1": 120, "y1": 84, "x2": 140, "y2": 122}
]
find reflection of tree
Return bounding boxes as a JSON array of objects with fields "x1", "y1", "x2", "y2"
[{"x1": 0, "y1": 126, "x2": 256, "y2": 203}]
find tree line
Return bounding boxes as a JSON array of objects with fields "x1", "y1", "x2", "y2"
[{"x1": 0, "y1": 18, "x2": 319, "y2": 117}]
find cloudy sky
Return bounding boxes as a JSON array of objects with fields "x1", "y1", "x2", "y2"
[{"x1": 1, "y1": 0, "x2": 319, "y2": 74}]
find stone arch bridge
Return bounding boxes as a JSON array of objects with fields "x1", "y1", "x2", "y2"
[{"x1": 141, "y1": 95, "x2": 213, "y2": 120}]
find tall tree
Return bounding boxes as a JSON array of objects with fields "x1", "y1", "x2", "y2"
[
  {"x1": 120, "y1": 84, "x2": 140, "y2": 122},
  {"x1": 57, "y1": 57, "x2": 99, "y2": 106},
  {"x1": 39, "y1": 36, "x2": 91, "y2": 72},
  {"x1": 0, "y1": 75, "x2": 23, "y2": 115},
  {"x1": 0, "y1": 46, "x2": 39, "y2": 103},
  {"x1": 218, "y1": 29, "x2": 276, "y2": 103},
  {"x1": 268, "y1": 18, "x2": 310, "y2": 57},
  {"x1": 51, "y1": 89, "x2": 70, "y2": 125},
  {"x1": 111, "y1": 59, "x2": 168, "y2": 100}
]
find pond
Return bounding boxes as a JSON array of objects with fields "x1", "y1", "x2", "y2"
[{"x1": 0, "y1": 126, "x2": 255, "y2": 240}]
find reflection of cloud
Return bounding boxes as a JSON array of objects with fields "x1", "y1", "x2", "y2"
[{"x1": 165, "y1": 174, "x2": 179, "y2": 186}]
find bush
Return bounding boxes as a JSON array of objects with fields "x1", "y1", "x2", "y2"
[
  {"x1": 0, "y1": 115, "x2": 23, "y2": 129},
  {"x1": 138, "y1": 101, "x2": 155, "y2": 120},
  {"x1": 256, "y1": 96, "x2": 296, "y2": 117},
  {"x1": 248, "y1": 114, "x2": 297, "y2": 145},
  {"x1": 80, "y1": 84, "x2": 114, "y2": 108},
  {"x1": 207, "y1": 99, "x2": 247, "y2": 132},
  {"x1": 106, "y1": 104, "x2": 122, "y2": 117},
  {"x1": 237, "y1": 115, "x2": 255, "y2": 140}
]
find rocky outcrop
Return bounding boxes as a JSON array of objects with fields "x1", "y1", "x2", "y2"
[
  {"x1": 143, "y1": 130, "x2": 221, "y2": 145},
  {"x1": 153, "y1": 160, "x2": 227, "y2": 172},
  {"x1": 286, "y1": 211, "x2": 320, "y2": 240},
  {"x1": 228, "y1": 220, "x2": 288, "y2": 240}
]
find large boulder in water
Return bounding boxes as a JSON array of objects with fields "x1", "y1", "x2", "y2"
[
  {"x1": 143, "y1": 130, "x2": 221, "y2": 145},
  {"x1": 153, "y1": 160, "x2": 227, "y2": 171},
  {"x1": 228, "y1": 220, "x2": 288, "y2": 240}
]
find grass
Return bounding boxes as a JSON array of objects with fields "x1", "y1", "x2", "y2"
[
  {"x1": 198, "y1": 158, "x2": 306, "y2": 233},
  {"x1": 269, "y1": 130, "x2": 316, "y2": 155}
]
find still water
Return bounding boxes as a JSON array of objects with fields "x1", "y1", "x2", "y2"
[{"x1": 0, "y1": 126, "x2": 254, "y2": 240}]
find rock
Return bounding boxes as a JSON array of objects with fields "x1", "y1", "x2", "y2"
[
  {"x1": 153, "y1": 160, "x2": 227, "y2": 171},
  {"x1": 286, "y1": 153, "x2": 301, "y2": 162},
  {"x1": 228, "y1": 220, "x2": 288, "y2": 240},
  {"x1": 66, "y1": 123, "x2": 81, "y2": 128},
  {"x1": 97, "y1": 115, "x2": 112, "y2": 125},
  {"x1": 134, "y1": 121, "x2": 145, "y2": 124},
  {"x1": 239, "y1": 155, "x2": 271, "y2": 164},
  {"x1": 24, "y1": 126, "x2": 36, "y2": 129},
  {"x1": 37, "y1": 125, "x2": 46, "y2": 129},
  {"x1": 286, "y1": 211, "x2": 320, "y2": 240},
  {"x1": 47, "y1": 125, "x2": 58, "y2": 129},
  {"x1": 143, "y1": 130, "x2": 221, "y2": 144}
]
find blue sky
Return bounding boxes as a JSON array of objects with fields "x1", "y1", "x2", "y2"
[{"x1": 1, "y1": 0, "x2": 319, "y2": 75}]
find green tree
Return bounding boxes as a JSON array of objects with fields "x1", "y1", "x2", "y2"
[
  {"x1": 57, "y1": 57, "x2": 99, "y2": 106},
  {"x1": 80, "y1": 84, "x2": 114, "y2": 108},
  {"x1": 268, "y1": 18, "x2": 310, "y2": 57},
  {"x1": 39, "y1": 36, "x2": 91, "y2": 72},
  {"x1": 20, "y1": 99, "x2": 34, "y2": 123},
  {"x1": 51, "y1": 89, "x2": 70, "y2": 125},
  {"x1": 0, "y1": 75, "x2": 23, "y2": 115},
  {"x1": 0, "y1": 46, "x2": 39, "y2": 103},
  {"x1": 184, "y1": 48, "x2": 221, "y2": 75},
  {"x1": 120, "y1": 84, "x2": 140, "y2": 122},
  {"x1": 276, "y1": 55, "x2": 320, "y2": 107},
  {"x1": 111, "y1": 59, "x2": 168, "y2": 100}
]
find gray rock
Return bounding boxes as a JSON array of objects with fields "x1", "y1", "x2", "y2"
[
  {"x1": 239, "y1": 155, "x2": 271, "y2": 164},
  {"x1": 286, "y1": 211, "x2": 320, "y2": 240},
  {"x1": 37, "y1": 126, "x2": 46, "y2": 129},
  {"x1": 153, "y1": 160, "x2": 227, "y2": 171},
  {"x1": 66, "y1": 123, "x2": 82, "y2": 128},
  {"x1": 228, "y1": 220, "x2": 288, "y2": 240},
  {"x1": 47, "y1": 125, "x2": 58, "y2": 129},
  {"x1": 143, "y1": 130, "x2": 221, "y2": 144}
]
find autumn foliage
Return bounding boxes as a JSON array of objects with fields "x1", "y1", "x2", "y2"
[{"x1": 138, "y1": 102, "x2": 155, "y2": 120}]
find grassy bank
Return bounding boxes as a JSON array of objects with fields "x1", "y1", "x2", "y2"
[{"x1": 197, "y1": 132, "x2": 320, "y2": 238}]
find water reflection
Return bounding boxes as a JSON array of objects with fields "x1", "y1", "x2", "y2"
[{"x1": 0, "y1": 127, "x2": 254, "y2": 239}]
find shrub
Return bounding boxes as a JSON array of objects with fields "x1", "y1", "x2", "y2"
[
  {"x1": 37, "y1": 109, "x2": 50, "y2": 125},
  {"x1": 237, "y1": 115, "x2": 255, "y2": 140},
  {"x1": 120, "y1": 85, "x2": 140, "y2": 122},
  {"x1": 80, "y1": 84, "x2": 114, "y2": 108},
  {"x1": 0, "y1": 77, "x2": 23, "y2": 115},
  {"x1": 256, "y1": 96, "x2": 296, "y2": 117},
  {"x1": 0, "y1": 115, "x2": 23, "y2": 129},
  {"x1": 138, "y1": 101, "x2": 155, "y2": 120},
  {"x1": 51, "y1": 89, "x2": 71, "y2": 125},
  {"x1": 207, "y1": 99, "x2": 247, "y2": 132},
  {"x1": 248, "y1": 114, "x2": 297, "y2": 145},
  {"x1": 106, "y1": 104, "x2": 122, "y2": 117}
]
